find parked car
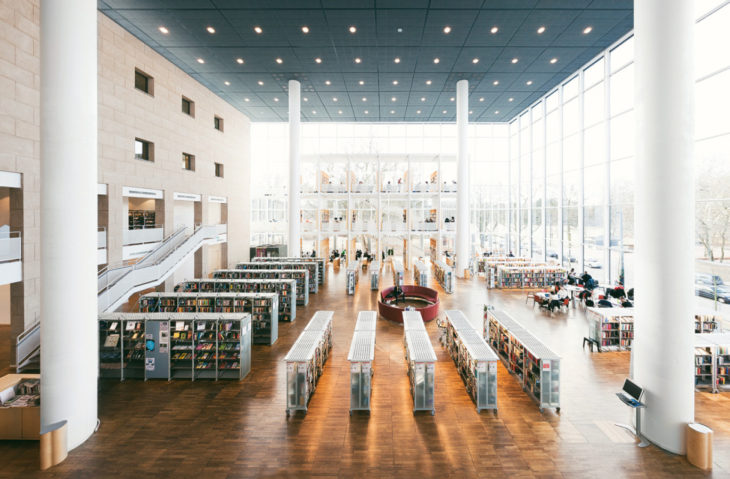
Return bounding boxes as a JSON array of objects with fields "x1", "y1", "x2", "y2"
[
  {"x1": 695, "y1": 273, "x2": 724, "y2": 286},
  {"x1": 695, "y1": 284, "x2": 730, "y2": 303},
  {"x1": 586, "y1": 258, "x2": 602, "y2": 269}
]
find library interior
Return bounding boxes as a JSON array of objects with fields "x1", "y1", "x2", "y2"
[{"x1": 1, "y1": 0, "x2": 730, "y2": 476}]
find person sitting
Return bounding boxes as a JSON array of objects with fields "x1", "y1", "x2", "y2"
[
  {"x1": 549, "y1": 286, "x2": 568, "y2": 312},
  {"x1": 507, "y1": 251, "x2": 515, "y2": 258},
  {"x1": 580, "y1": 271, "x2": 593, "y2": 286},
  {"x1": 567, "y1": 268, "x2": 577, "y2": 285}
]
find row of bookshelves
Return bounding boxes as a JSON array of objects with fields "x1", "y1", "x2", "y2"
[
  {"x1": 213, "y1": 269, "x2": 309, "y2": 306},
  {"x1": 403, "y1": 311, "x2": 436, "y2": 415},
  {"x1": 175, "y1": 278, "x2": 296, "y2": 322},
  {"x1": 128, "y1": 210, "x2": 155, "y2": 230},
  {"x1": 496, "y1": 265, "x2": 567, "y2": 289},
  {"x1": 139, "y1": 292, "x2": 278, "y2": 345},
  {"x1": 392, "y1": 259, "x2": 404, "y2": 287},
  {"x1": 370, "y1": 261, "x2": 381, "y2": 290},
  {"x1": 253, "y1": 257, "x2": 326, "y2": 286},
  {"x1": 413, "y1": 260, "x2": 429, "y2": 287},
  {"x1": 696, "y1": 313, "x2": 721, "y2": 334},
  {"x1": 443, "y1": 310, "x2": 498, "y2": 412},
  {"x1": 586, "y1": 307, "x2": 636, "y2": 351},
  {"x1": 477, "y1": 256, "x2": 533, "y2": 273},
  {"x1": 98, "y1": 313, "x2": 252, "y2": 381},
  {"x1": 348, "y1": 312, "x2": 377, "y2": 414},
  {"x1": 433, "y1": 260, "x2": 454, "y2": 294},
  {"x1": 694, "y1": 333, "x2": 730, "y2": 393},
  {"x1": 236, "y1": 261, "x2": 319, "y2": 294},
  {"x1": 285, "y1": 311, "x2": 334, "y2": 416},
  {"x1": 484, "y1": 307, "x2": 561, "y2": 412},
  {"x1": 346, "y1": 261, "x2": 360, "y2": 295}
]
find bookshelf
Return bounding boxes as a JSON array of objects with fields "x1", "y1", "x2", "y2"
[
  {"x1": 404, "y1": 329, "x2": 437, "y2": 415},
  {"x1": 484, "y1": 308, "x2": 561, "y2": 412},
  {"x1": 444, "y1": 310, "x2": 498, "y2": 412},
  {"x1": 433, "y1": 260, "x2": 454, "y2": 294},
  {"x1": 586, "y1": 308, "x2": 635, "y2": 351},
  {"x1": 370, "y1": 261, "x2": 381, "y2": 290},
  {"x1": 139, "y1": 292, "x2": 278, "y2": 345},
  {"x1": 99, "y1": 316, "x2": 123, "y2": 378},
  {"x1": 285, "y1": 311, "x2": 335, "y2": 416},
  {"x1": 348, "y1": 330, "x2": 376, "y2": 414},
  {"x1": 176, "y1": 278, "x2": 296, "y2": 322},
  {"x1": 253, "y1": 257, "x2": 326, "y2": 285},
  {"x1": 214, "y1": 269, "x2": 309, "y2": 306},
  {"x1": 346, "y1": 261, "x2": 359, "y2": 295},
  {"x1": 695, "y1": 313, "x2": 721, "y2": 334},
  {"x1": 392, "y1": 259, "x2": 404, "y2": 287},
  {"x1": 98, "y1": 313, "x2": 252, "y2": 381},
  {"x1": 355, "y1": 311, "x2": 377, "y2": 332},
  {"x1": 413, "y1": 260, "x2": 429, "y2": 287},
  {"x1": 128, "y1": 210, "x2": 155, "y2": 230},
  {"x1": 694, "y1": 333, "x2": 730, "y2": 393},
  {"x1": 496, "y1": 265, "x2": 567, "y2": 289},
  {"x1": 236, "y1": 261, "x2": 319, "y2": 294}
]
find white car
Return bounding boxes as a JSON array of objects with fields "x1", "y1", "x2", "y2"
[{"x1": 586, "y1": 259, "x2": 602, "y2": 269}]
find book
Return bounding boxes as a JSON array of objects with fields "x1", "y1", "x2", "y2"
[{"x1": 104, "y1": 333, "x2": 120, "y2": 348}]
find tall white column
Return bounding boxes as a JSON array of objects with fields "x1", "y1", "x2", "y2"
[
  {"x1": 456, "y1": 79, "x2": 469, "y2": 277},
  {"x1": 40, "y1": 0, "x2": 98, "y2": 450},
  {"x1": 288, "y1": 80, "x2": 301, "y2": 257},
  {"x1": 633, "y1": 0, "x2": 695, "y2": 454}
]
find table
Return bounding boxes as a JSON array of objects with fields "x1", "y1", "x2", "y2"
[{"x1": 563, "y1": 285, "x2": 584, "y2": 308}]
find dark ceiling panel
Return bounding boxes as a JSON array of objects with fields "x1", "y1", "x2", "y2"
[{"x1": 98, "y1": 1, "x2": 633, "y2": 122}]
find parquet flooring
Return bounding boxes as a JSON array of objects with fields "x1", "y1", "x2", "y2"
[{"x1": 0, "y1": 264, "x2": 728, "y2": 478}]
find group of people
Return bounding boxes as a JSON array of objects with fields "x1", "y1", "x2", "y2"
[
  {"x1": 566, "y1": 268, "x2": 633, "y2": 308},
  {"x1": 545, "y1": 282, "x2": 569, "y2": 312}
]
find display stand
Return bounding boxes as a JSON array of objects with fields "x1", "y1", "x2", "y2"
[
  {"x1": 433, "y1": 260, "x2": 454, "y2": 294},
  {"x1": 253, "y1": 256, "x2": 326, "y2": 285},
  {"x1": 615, "y1": 394, "x2": 649, "y2": 447},
  {"x1": 348, "y1": 330, "x2": 375, "y2": 414},
  {"x1": 214, "y1": 269, "x2": 309, "y2": 306},
  {"x1": 370, "y1": 261, "x2": 381, "y2": 290},
  {"x1": 236, "y1": 261, "x2": 319, "y2": 294},
  {"x1": 413, "y1": 260, "x2": 429, "y2": 287}
]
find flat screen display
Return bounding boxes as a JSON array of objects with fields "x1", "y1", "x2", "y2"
[{"x1": 623, "y1": 378, "x2": 643, "y2": 401}]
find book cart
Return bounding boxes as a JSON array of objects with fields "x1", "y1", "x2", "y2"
[
  {"x1": 695, "y1": 333, "x2": 730, "y2": 393},
  {"x1": 370, "y1": 261, "x2": 381, "y2": 290},
  {"x1": 348, "y1": 329, "x2": 376, "y2": 415},
  {"x1": 586, "y1": 308, "x2": 635, "y2": 351},
  {"x1": 236, "y1": 261, "x2": 319, "y2": 294},
  {"x1": 392, "y1": 259, "x2": 405, "y2": 287},
  {"x1": 176, "y1": 278, "x2": 296, "y2": 322},
  {"x1": 496, "y1": 265, "x2": 567, "y2": 289},
  {"x1": 355, "y1": 311, "x2": 377, "y2": 333},
  {"x1": 346, "y1": 261, "x2": 360, "y2": 295},
  {"x1": 98, "y1": 313, "x2": 252, "y2": 381},
  {"x1": 444, "y1": 310, "x2": 498, "y2": 412},
  {"x1": 484, "y1": 308, "x2": 561, "y2": 412},
  {"x1": 413, "y1": 260, "x2": 429, "y2": 287},
  {"x1": 253, "y1": 256, "x2": 326, "y2": 286},
  {"x1": 139, "y1": 292, "x2": 278, "y2": 346},
  {"x1": 405, "y1": 328, "x2": 437, "y2": 415},
  {"x1": 433, "y1": 260, "x2": 454, "y2": 293},
  {"x1": 214, "y1": 269, "x2": 309, "y2": 306},
  {"x1": 285, "y1": 311, "x2": 334, "y2": 416}
]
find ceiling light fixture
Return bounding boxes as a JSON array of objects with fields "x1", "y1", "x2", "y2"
[
  {"x1": 526, "y1": 80, "x2": 533, "y2": 85},
  {"x1": 254, "y1": 26, "x2": 263, "y2": 34},
  {"x1": 196, "y1": 58, "x2": 205, "y2": 64},
  {"x1": 338, "y1": 110, "x2": 342, "y2": 114},
  {"x1": 354, "y1": 57, "x2": 362, "y2": 63},
  {"x1": 333, "y1": 97, "x2": 338, "y2": 102},
  {"x1": 442, "y1": 110, "x2": 447, "y2": 114},
  {"x1": 244, "y1": 97, "x2": 250, "y2": 102},
  {"x1": 472, "y1": 58, "x2": 479, "y2": 64},
  {"x1": 274, "y1": 97, "x2": 279, "y2": 102},
  {"x1": 394, "y1": 57, "x2": 401, "y2": 63},
  {"x1": 236, "y1": 58, "x2": 244, "y2": 64},
  {"x1": 550, "y1": 57, "x2": 558, "y2": 64},
  {"x1": 325, "y1": 80, "x2": 331, "y2": 85},
  {"x1": 362, "y1": 97, "x2": 367, "y2": 102},
  {"x1": 392, "y1": 80, "x2": 398, "y2": 85},
  {"x1": 433, "y1": 57, "x2": 440, "y2": 64},
  {"x1": 443, "y1": 26, "x2": 452, "y2": 34},
  {"x1": 315, "y1": 57, "x2": 322, "y2": 63},
  {"x1": 349, "y1": 25, "x2": 357, "y2": 34},
  {"x1": 493, "y1": 80, "x2": 499, "y2": 85},
  {"x1": 583, "y1": 26, "x2": 593, "y2": 34},
  {"x1": 426, "y1": 80, "x2": 432, "y2": 85},
  {"x1": 511, "y1": 58, "x2": 519, "y2": 64},
  {"x1": 312, "y1": 110, "x2": 316, "y2": 114},
  {"x1": 301, "y1": 26, "x2": 310, "y2": 34},
  {"x1": 420, "y1": 97, "x2": 426, "y2": 102},
  {"x1": 257, "y1": 80, "x2": 264, "y2": 85},
  {"x1": 224, "y1": 81, "x2": 230, "y2": 86},
  {"x1": 450, "y1": 97, "x2": 454, "y2": 101},
  {"x1": 490, "y1": 26, "x2": 499, "y2": 34},
  {"x1": 479, "y1": 97, "x2": 484, "y2": 102},
  {"x1": 391, "y1": 97, "x2": 397, "y2": 102},
  {"x1": 158, "y1": 26, "x2": 169, "y2": 34},
  {"x1": 537, "y1": 26, "x2": 546, "y2": 34},
  {"x1": 495, "y1": 110, "x2": 499, "y2": 114},
  {"x1": 275, "y1": 58, "x2": 283, "y2": 64},
  {"x1": 358, "y1": 80, "x2": 364, "y2": 85},
  {"x1": 390, "y1": 110, "x2": 395, "y2": 114},
  {"x1": 303, "y1": 97, "x2": 308, "y2": 102},
  {"x1": 206, "y1": 26, "x2": 216, "y2": 34},
  {"x1": 416, "y1": 110, "x2": 421, "y2": 114},
  {"x1": 364, "y1": 110, "x2": 369, "y2": 114},
  {"x1": 469, "y1": 110, "x2": 473, "y2": 114},
  {"x1": 508, "y1": 97, "x2": 514, "y2": 102}
]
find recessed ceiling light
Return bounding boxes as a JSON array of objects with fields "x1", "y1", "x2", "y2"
[
  {"x1": 537, "y1": 26, "x2": 546, "y2": 34},
  {"x1": 479, "y1": 97, "x2": 484, "y2": 102},
  {"x1": 490, "y1": 26, "x2": 499, "y2": 34},
  {"x1": 511, "y1": 58, "x2": 519, "y2": 64},
  {"x1": 254, "y1": 26, "x2": 263, "y2": 34},
  {"x1": 390, "y1": 110, "x2": 395, "y2": 114},
  {"x1": 354, "y1": 57, "x2": 362, "y2": 63},
  {"x1": 303, "y1": 97, "x2": 308, "y2": 102},
  {"x1": 275, "y1": 58, "x2": 283, "y2": 64},
  {"x1": 433, "y1": 57, "x2": 440, "y2": 64},
  {"x1": 472, "y1": 58, "x2": 479, "y2": 64},
  {"x1": 450, "y1": 97, "x2": 454, "y2": 101},
  {"x1": 391, "y1": 97, "x2": 397, "y2": 102},
  {"x1": 526, "y1": 80, "x2": 533, "y2": 85},
  {"x1": 364, "y1": 110, "x2": 369, "y2": 114},
  {"x1": 394, "y1": 57, "x2": 401, "y2": 63},
  {"x1": 397, "y1": 27, "x2": 403, "y2": 33},
  {"x1": 442, "y1": 110, "x2": 447, "y2": 114},
  {"x1": 349, "y1": 25, "x2": 357, "y2": 34},
  {"x1": 362, "y1": 97, "x2": 367, "y2": 102},
  {"x1": 325, "y1": 80, "x2": 331, "y2": 85},
  {"x1": 315, "y1": 57, "x2": 322, "y2": 64},
  {"x1": 206, "y1": 26, "x2": 216, "y2": 34},
  {"x1": 469, "y1": 110, "x2": 473, "y2": 114},
  {"x1": 301, "y1": 26, "x2": 310, "y2": 34},
  {"x1": 443, "y1": 26, "x2": 452, "y2": 34},
  {"x1": 196, "y1": 58, "x2": 205, "y2": 64},
  {"x1": 257, "y1": 80, "x2": 264, "y2": 85},
  {"x1": 583, "y1": 26, "x2": 593, "y2": 35},
  {"x1": 158, "y1": 26, "x2": 169, "y2": 34},
  {"x1": 426, "y1": 80, "x2": 432, "y2": 85},
  {"x1": 508, "y1": 97, "x2": 514, "y2": 102},
  {"x1": 236, "y1": 58, "x2": 244, "y2": 64},
  {"x1": 420, "y1": 97, "x2": 426, "y2": 102},
  {"x1": 312, "y1": 110, "x2": 316, "y2": 114},
  {"x1": 333, "y1": 97, "x2": 338, "y2": 102},
  {"x1": 392, "y1": 80, "x2": 398, "y2": 85},
  {"x1": 338, "y1": 110, "x2": 342, "y2": 114},
  {"x1": 495, "y1": 110, "x2": 500, "y2": 114},
  {"x1": 224, "y1": 81, "x2": 230, "y2": 86},
  {"x1": 274, "y1": 97, "x2": 279, "y2": 102},
  {"x1": 244, "y1": 97, "x2": 250, "y2": 102},
  {"x1": 493, "y1": 80, "x2": 499, "y2": 86},
  {"x1": 550, "y1": 57, "x2": 558, "y2": 64},
  {"x1": 358, "y1": 80, "x2": 364, "y2": 85},
  {"x1": 416, "y1": 110, "x2": 421, "y2": 114}
]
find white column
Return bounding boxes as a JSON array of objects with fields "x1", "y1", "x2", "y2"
[
  {"x1": 40, "y1": 0, "x2": 98, "y2": 450},
  {"x1": 288, "y1": 79, "x2": 301, "y2": 257},
  {"x1": 456, "y1": 79, "x2": 469, "y2": 277},
  {"x1": 633, "y1": 0, "x2": 695, "y2": 454}
]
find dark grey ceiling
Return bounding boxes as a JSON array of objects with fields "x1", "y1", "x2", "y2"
[{"x1": 98, "y1": 0, "x2": 632, "y2": 122}]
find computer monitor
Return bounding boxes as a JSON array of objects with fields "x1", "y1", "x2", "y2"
[{"x1": 622, "y1": 378, "x2": 644, "y2": 401}]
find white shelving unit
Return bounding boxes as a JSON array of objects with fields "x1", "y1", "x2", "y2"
[
  {"x1": 433, "y1": 260, "x2": 454, "y2": 293},
  {"x1": 236, "y1": 261, "x2": 319, "y2": 294},
  {"x1": 413, "y1": 260, "x2": 429, "y2": 287},
  {"x1": 355, "y1": 311, "x2": 377, "y2": 332},
  {"x1": 370, "y1": 261, "x2": 381, "y2": 290},
  {"x1": 392, "y1": 259, "x2": 405, "y2": 287},
  {"x1": 405, "y1": 329, "x2": 437, "y2": 415},
  {"x1": 346, "y1": 260, "x2": 360, "y2": 295},
  {"x1": 695, "y1": 333, "x2": 730, "y2": 393},
  {"x1": 348, "y1": 330, "x2": 376, "y2": 414},
  {"x1": 586, "y1": 308, "x2": 635, "y2": 351}
]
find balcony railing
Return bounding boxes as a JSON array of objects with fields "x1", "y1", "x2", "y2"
[
  {"x1": 123, "y1": 224, "x2": 164, "y2": 246},
  {"x1": 0, "y1": 231, "x2": 21, "y2": 263}
]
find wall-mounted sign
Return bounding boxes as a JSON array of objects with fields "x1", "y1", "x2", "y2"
[
  {"x1": 97, "y1": 183, "x2": 108, "y2": 195},
  {"x1": 173, "y1": 192, "x2": 201, "y2": 202},
  {"x1": 0, "y1": 171, "x2": 21, "y2": 189},
  {"x1": 122, "y1": 186, "x2": 163, "y2": 199},
  {"x1": 208, "y1": 195, "x2": 227, "y2": 204}
]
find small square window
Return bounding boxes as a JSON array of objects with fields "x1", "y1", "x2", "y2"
[
  {"x1": 215, "y1": 162, "x2": 224, "y2": 178},
  {"x1": 134, "y1": 69, "x2": 153, "y2": 95},
  {"x1": 182, "y1": 96, "x2": 195, "y2": 117},
  {"x1": 214, "y1": 116, "x2": 224, "y2": 132},
  {"x1": 182, "y1": 153, "x2": 195, "y2": 171},
  {"x1": 135, "y1": 138, "x2": 153, "y2": 162}
]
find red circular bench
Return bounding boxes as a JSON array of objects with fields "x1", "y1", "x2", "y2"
[{"x1": 378, "y1": 285, "x2": 440, "y2": 323}]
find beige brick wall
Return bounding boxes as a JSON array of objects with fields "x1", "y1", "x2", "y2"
[{"x1": 0, "y1": 1, "x2": 251, "y2": 345}]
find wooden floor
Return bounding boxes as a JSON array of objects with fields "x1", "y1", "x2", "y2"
[{"x1": 1, "y1": 264, "x2": 729, "y2": 478}]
